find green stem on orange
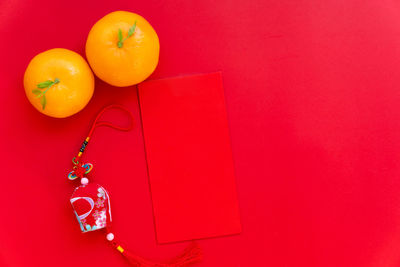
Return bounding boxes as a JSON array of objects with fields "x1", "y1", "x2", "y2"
[
  {"x1": 117, "y1": 21, "x2": 137, "y2": 48},
  {"x1": 32, "y1": 78, "x2": 60, "y2": 110}
]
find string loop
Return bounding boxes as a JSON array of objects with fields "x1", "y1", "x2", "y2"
[
  {"x1": 88, "y1": 104, "x2": 134, "y2": 137},
  {"x1": 73, "y1": 104, "x2": 134, "y2": 166}
]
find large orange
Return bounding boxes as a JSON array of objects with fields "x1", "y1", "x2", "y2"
[
  {"x1": 85, "y1": 11, "x2": 160, "y2": 87},
  {"x1": 24, "y1": 48, "x2": 94, "y2": 118}
]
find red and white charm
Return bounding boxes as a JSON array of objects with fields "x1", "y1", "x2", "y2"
[{"x1": 70, "y1": 183, "x2": 112, "y2": 233}]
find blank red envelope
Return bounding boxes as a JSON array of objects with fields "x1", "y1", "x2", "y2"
[{"x1": 138, "y1": 72, "x2": 241, "y2": 243}]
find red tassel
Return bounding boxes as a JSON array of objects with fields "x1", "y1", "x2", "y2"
[{"x1": 111, "y1": 241, "x2": 202, "y2": 267}]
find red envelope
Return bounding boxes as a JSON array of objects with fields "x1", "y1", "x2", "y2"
[{"x1": 138, "y1": 72, "x2": 241, "y2": 243}]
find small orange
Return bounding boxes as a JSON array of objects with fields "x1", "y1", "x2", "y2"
[
  {"x1": 24, "y1": 48, "x2": 94, "y2": 118},
  {"x1": 85, "y1": 11, "x2": 160, "y2": 87}
]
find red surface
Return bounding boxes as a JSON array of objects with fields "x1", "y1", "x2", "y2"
[
  {"x1": 1, "y1": 0, "x2": 400, "y2": 266},
  {"x1": 138, "y1": 73, "x2": 241, "y2": 243}
]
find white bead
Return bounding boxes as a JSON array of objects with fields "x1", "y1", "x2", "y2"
[
  {"x1": 106, "y1": 233, "x2": 114, "y2": 241},
  {"x1": 81, "y1": 177, "x2": 89, "y2": 185}
]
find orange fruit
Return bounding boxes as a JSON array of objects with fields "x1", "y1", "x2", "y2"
[
  {"x1": 24, "y1": 48, "x2": 94, "y2": 118},
  {"x1": 85, "y1": 11, "x2": 160, "y2": 87}
]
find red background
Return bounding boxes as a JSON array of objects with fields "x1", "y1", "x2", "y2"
[{"x1": 1, "y1": 0, "x2": 400, "y2": 266}]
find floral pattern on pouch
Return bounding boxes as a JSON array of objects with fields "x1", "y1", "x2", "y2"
[{"x1": 70, "y1": 183, "x2": 111, "y2": 233}]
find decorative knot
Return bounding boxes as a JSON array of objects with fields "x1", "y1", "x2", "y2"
[{"x1": 72, "y1": 164, "x2": 87, "y2": 178}]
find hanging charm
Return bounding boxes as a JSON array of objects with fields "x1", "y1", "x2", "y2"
[
  {"x1": 71, "y1": 183, "x2": 111, "y2": 232},
  {"x1": 67, "y1": 104, "x2": 202, "y2": 266}
]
